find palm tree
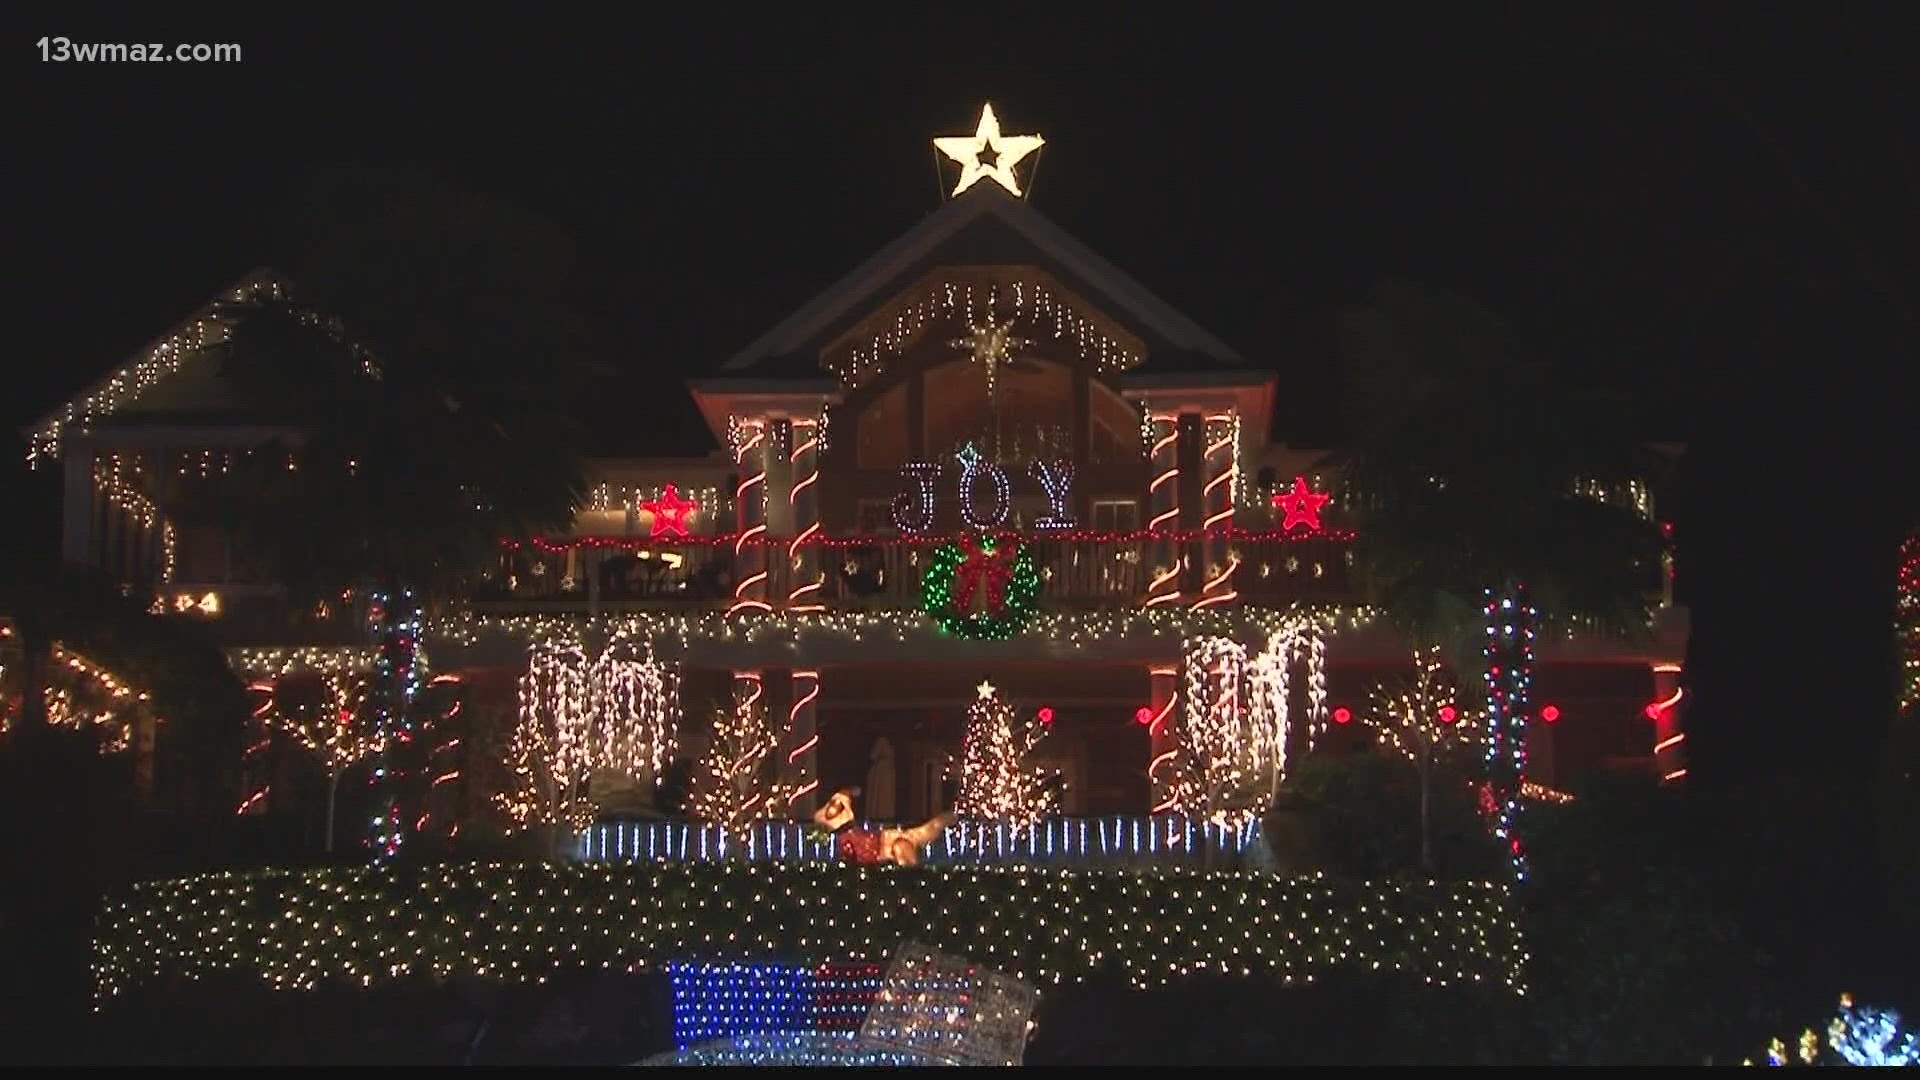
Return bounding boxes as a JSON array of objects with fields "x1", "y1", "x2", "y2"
[{"x1": 1334, "y1": 283, "x2": 1670, "y2": 874}]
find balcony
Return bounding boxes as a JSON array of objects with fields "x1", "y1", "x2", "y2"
[{"x1": 467, "y1": 530, "x2": 1356, "y2": 614}]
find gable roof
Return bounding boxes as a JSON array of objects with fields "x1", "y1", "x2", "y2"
[
  {"x1": 21, "y1": 268, "x2": 288, "y2": 466},
  {"x1": 724, "y1": 186, "x2": 1243, "y2": 372}
]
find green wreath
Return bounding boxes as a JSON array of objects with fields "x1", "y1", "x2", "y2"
[{"x1": 921, "y1": 533, "x2": 1041, "y2": 640}]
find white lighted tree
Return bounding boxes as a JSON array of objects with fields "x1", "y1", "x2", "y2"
[
  {"x1": 497, "y1": 638, "x2": 597, "y2": 837},
  {"x1": 590, "y1": 630, "x2": 678, "y2": 786},
  {"x1": 687, "y1": 678, "x2": 788, "y2": 834},
  {"x1": 1158, "y1": 637, "x2": 1269, "y2": 829},
  {"x1": 951, "y1": 680, "x2": 1059, "y2": 834},
  {"x1": 1371, "y1": 646, "x2": 1480, "y2": 871}
]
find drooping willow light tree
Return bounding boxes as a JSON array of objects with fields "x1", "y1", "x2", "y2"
[
  {"x1": 590, "y1": 629, "x2": 678, "y2": 788},
  {"x1": 951, "y1": 681, "x2": 1059, "y2": 835},
  {"x1": 497, "y1": 638, "x2": 597, "y2": 841}
]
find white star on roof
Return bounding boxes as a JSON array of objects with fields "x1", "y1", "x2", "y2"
[{"x1": 934, "y1": 104, "x2": 1044, "y2": 198}]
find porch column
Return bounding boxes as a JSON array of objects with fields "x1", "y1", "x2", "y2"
[
  {"x1": 1651, "y1": 662, "x2": 1686, "y2": 782},
  {"x1": 728, "y1": 420, "x2": 772, "y2": 615},
  {"x1": 1195, "y1": 411, "x2": 1238, "y2": 608},
  {"x1": 781, "y1": 668, "x2": 821, "y2": 818},
  {"x1": 785, "y1": 417, "x2": 824, "y2": 613},
  {"x1": 1147, "y1": 663, "x2": 1180, "y2": 813},
  {"x1": 1144, "y1": 411, "x2": 1182, "y2": 606},
  {"x1": 61, "y1": 441, "x2": 94, "y2": 566},
  {"x1": 1176, "y1": 413, "x2": 1206, "y2": 596}
]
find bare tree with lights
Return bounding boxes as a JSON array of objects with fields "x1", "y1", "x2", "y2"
[
  {"x1": 248, "y1": 673, "x2": 386, "y2": 854},
  {"x1": 687, "y1": 691, "x2": 788, "y2": 837},
  {"x1": 1370, "y1": 646, "x2": 1480, "y2": 872}
]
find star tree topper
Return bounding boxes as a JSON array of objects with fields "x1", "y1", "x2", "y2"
[
  {"x1": 934, "y1": 104, "x2": 1045, "y2": 198},
  {"x1": 1273, "y1": 475, "x2": 1331, "y2": 533}
]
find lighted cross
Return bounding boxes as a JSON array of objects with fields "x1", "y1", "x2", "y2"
[
  {"x1": 933, "y1": 103, "x2": 1045, "y2": 197},
  {"x1": 1273, "y1": 475, "x2": 1332, "y2": 533}
]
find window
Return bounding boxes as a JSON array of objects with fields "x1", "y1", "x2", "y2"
[
  {"x1": 1091, "y1": 499, "x2": 1138, "y2": 532},
  {"x1": 857, "y1": 383, "x2": 909, "y2": 468},
  {"x1": 856, "y1": 499, "x2": 894, "y2": 534}
]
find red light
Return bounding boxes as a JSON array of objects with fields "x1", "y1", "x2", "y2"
[
  {"x1": 1037, "y1": 706, "x2": 1055, "y2": 726},
  {"x1": 1134, "y1": 707, "x2": 1153, "y2": 726},
  {"x1": 1644, "y1": 704, "x2": 1660, "y2": 719},
  {"x1": 1438, "y1": 705, "x2": 1457, "y2": 724},
  {"x1": 1332, "y1": 706, "x2": 1352, "y2": 725},
  {"x1": 1540, "y1": 704, "x2": 1561, "y2": 723}
]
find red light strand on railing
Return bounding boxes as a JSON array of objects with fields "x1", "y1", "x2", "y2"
[{"x1": 505, "y1": 525, "x2": 1356, "y2": 553}]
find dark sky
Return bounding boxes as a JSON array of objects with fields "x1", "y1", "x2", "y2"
[{"x1": 8, "y1": 7, "x2": 1917, "y2": 757}]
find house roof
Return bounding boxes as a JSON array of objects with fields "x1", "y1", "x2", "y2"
[
  {"x1": 723, "y1": 186, "x2": 1243, "y2": 373},
  {"x1": 21, "y1": 268, "x2": 287, "y2": 465}
]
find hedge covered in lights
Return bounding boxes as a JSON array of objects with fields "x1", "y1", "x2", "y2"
[{"x1": 93, "y1": 862, "x2": 1526, "y2": 1004}]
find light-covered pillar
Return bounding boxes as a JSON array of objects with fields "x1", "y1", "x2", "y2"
[
  {"x1": 1193, "y1": 411, "x2": 1239, "y2": 609},
  {"x1": 1144, "y1": 412, "x2": 1182, "y2": 607},
  {"x1": 1651, "y1": 662, "x2": 1686, "y2": 782},
  {"x1": 1146, "y1": 663, "x2": 1180, "y2": 813},
  {"x1": 785, "y1": 417, "x2": 824, "y2": 613},
  {"x1": 727, "y1": 418, "x2": 772, "y2": 616},
  {"x1": 782, "y1": 668, "x2": 821, "y2": 818}
]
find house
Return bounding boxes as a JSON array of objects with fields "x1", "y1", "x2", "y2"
[{"x1": 19, "y1": 107, "x2": 1688, "y2": 831}]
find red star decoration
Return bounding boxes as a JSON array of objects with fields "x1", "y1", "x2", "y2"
[
  {"x1": 640, "y1": 483, "x2": 698, "y2": 537},
  {"x1": 1272, "y1": 475, "x2": 1331, "y2": 533}
]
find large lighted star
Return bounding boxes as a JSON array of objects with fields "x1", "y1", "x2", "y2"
[
  {"x1": 976, "y1": 680, "x2": 997, "y2": 700},
  {"x1": 934, "y1": 104, "x2": 1044, "y2": 197},
  {"x1": 1273, "y1": 475, "x2": 1331, "y2": 533},
  {"x1": 640, "y1": 483, "x2": 698, "y2": 537}
]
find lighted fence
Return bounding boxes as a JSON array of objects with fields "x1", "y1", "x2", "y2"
[{"x1": 577, "y1": 815, "x2": 1265, "y2": 867}]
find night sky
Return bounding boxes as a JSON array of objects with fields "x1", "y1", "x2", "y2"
[{"x1": 9, "y1": 7, "x2": 1916, "y2": 766}]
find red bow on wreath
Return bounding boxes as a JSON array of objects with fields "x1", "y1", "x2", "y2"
[{"x1": 952, "y1": 535, "x2": 1015, "y2": 616}]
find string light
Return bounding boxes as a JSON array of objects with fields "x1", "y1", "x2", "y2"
[
  {"x1": 641, "y1": 1031, "x2": 945, "y2": 1067},
  {"x1": 784, "y1": 670, "x2": 821, "y2": 809},
  {"x1": 431, "y1": 606, "x2": 1375, "y2": 656},
  {"x1": 1482, "y1": 586, "x2": 1537, "y2": 880},
  {"x1": 25, "y1": 274, "x2": 283, "y2": 466},
  {"x1": 505, "y1": 524, "x2": 1356, "y2": 554},
  {"x1": 589, "y1": 483, "x2": 723, "y2": 518},
  {"x1": 91, "y1": 863, "x2": 1529, "y2": 1003},
  {"x1": 1272, "y1": 475, "x2": 1332, "y2": 534},
  {"x1": 638, "y1": 484, "x2": 699, "y2": 538},
  {"x1": 92, "y1": 454, "x2": 177, "y2": 584},
  {"x1": 831, "y1": 275, "x2": 1143, "y2": 389},
  {"x1": 226, "y1": 646, "x2": 377, "y2": 679},
  {"x1": 1145, "y1": 414, "x2": 1182, "y2": 608},
  {"x1": 577, "y1": 814, "x2": 1264, "y2": 867},
  {"x1": 1897, "y1": 532, "x2": 1920, "y2": 713}
]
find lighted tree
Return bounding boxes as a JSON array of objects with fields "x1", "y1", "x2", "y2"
[
  {"x1": 1757, "y1": 994, "x2": 1919, "y2": 1066},
  {"x1": 952, "y1": 681, "x2": 1059, "y2": 834},
  {"x1": 247, "y1": 673, "x2": 384, "y2": 852},
  {"x1": 687, "y1": 688, "x2": 787, "y2": 835},
  {"x1": 1370, "y1": 647, "x2": 1480, "y2": 872},
  {"x1": 1897, "y1": 532, "x2": 1920, "y2": 714},
  {"x1": 1157, "y1": 638, "x2": 1269, "y2": 830},
  {"x1": 590, "y1": 630, "x2": 679, "y2": 789},
  {"x1": 496, "y1": 639, "x2": 597, "y2": 844}
]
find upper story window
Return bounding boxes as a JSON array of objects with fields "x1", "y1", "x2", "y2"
[
  {"x1": 923, "y1": 358, "x2": 1073, "y2": 464},
  {"x1": 857, "y1": 382, "x2": 908, "y2": 469}
]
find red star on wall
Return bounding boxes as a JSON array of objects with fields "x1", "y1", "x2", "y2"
[
  {"x1": 1272, "y1": 475, "x2": 1331, "y2": 533},
  {"x1": 640, "y1": 483, "x2": 698, "y2": 537}
]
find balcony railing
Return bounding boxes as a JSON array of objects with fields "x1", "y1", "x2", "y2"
[{"x1": 475, "y1": 529, "x2": 1355, "y2": 613}]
